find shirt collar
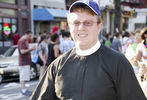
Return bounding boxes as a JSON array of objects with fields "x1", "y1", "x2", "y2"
[{"x1": 76, "y1": 40, "x2": 101, "y2": 56}]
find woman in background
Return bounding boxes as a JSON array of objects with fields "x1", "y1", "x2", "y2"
[
  {"x1": 135, "y1": 27, "x2": 147, "y2": 97},
  {"x1": 46, "y1": 33, "x2": 60, "y2": 67},
  {"x1": 37, "y1": 34, "x2": 48, "y2": 80}
]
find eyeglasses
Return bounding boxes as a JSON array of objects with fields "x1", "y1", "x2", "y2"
[{"x1": 69, "y1": 21, "x2": 98, "y2": 27}]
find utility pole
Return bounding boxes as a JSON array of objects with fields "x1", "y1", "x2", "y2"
[{"x1": 114, "y1": 0, "x2": 121, "y2": 33}]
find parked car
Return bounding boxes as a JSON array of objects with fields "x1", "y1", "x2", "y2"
[{"x1": 0, "y1": 43, "x2": 40, "y2": 83}]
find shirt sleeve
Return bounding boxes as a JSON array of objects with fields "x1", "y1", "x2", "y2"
[
  {"x1": 116, "y1": 55, "x2": 146, "y2": 100},
  {"x1": 30, "y1": 63, "x2": 57, "y2": 100}
]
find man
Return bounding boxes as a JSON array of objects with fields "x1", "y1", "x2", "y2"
[
  {"x1": 110, "y1": 33, "x2": 122, "y2": 52},
  {"x1": 30, "y1": 0, "x2": 146, "y2": 100},
  {"x1": 60, "y1": 31, "x2": 75, "y2": 53},
  {"x1": 18, "y1": 30, "x2": 36, "y2": 96}
]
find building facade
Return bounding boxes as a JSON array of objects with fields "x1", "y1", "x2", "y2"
[
  {"x1": 121, "y1": 0, "x2": 147, "y2": 32},
  {"x1": 31, "y1": 0, "x2": 68, "y2": 35},
  {"x1": 0, "y1": 0, "x2": 31, "y2": 47}
]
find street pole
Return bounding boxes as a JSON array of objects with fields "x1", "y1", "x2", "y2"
[{"x1": 114, "y1": 0, "x2": 121, "y2": 33}]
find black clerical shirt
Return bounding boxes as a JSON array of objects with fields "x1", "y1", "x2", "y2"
[{"x1": 30, "y1": 44, "x2": 146, "y2": 100}]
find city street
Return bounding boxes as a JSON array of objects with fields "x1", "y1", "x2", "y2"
[{"x1": 0, "y1": 80, "x2": 39, "y2": 100}]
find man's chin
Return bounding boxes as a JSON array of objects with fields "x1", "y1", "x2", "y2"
[{"x1": 76, "y1": 43, "x2": 89, "y2": 50}]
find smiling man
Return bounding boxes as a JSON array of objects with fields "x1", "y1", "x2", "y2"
[{"x1": 30, "y1": 0, "x2": 146, "y2": 100}]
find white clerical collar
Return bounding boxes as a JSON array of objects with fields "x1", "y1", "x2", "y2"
[{"x1": 76, "y1": 41, "x2": 101, "y2": 56}]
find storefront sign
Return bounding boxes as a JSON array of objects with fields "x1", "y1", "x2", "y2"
[{"x1": 122, "y1": 10, "x2": 137, "y2": 18}]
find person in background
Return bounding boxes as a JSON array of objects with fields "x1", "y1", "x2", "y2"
[
  {"x1": 60, "y1": 31, "x2": 75, "y2": 53},
  {"x1": 37, "y1": 34, "x2": 48, "y2": 80},
  {"x1": 33, "y1": 32, "x2": 41, "y2": 43},
  {"x1": 51, "y1": 26, "x2": 59, "y2": 35},
  {"x1": 104, "y1": 33, "x2": 112, "y2": 48},
  {"x1": 12, "y1": 33, "x2": 20, "y2": 45},
  {"x1": 134, "y1": 27, "x2": 147, "y2": 97},
  {"x1": 125, "y1": 29, "x2": 142, "y2": 75},
  {"x1": 121, "y1": 31, "x2": 132, "y2": 54},
  {"x1": 30, "y1": 0, "x2": 146, "y2": 100},
  {"x1": 46, "y1": 33, "x2": 61, "y2": 67},
  {"x1": 18, "y1": 30, "x2": 36, "y2": 96},
  {"x1": 110, "y1": 33, "x2": 122, "y2": 52}
]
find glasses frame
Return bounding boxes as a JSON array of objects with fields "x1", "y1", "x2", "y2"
[{"x1": 68, "y1": 20, "x2": 98, "y2": 27}]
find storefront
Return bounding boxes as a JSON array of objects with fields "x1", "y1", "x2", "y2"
[
  {"x1": 0, "y1": 0, "x2": 31, "y2": 48},
  {"x1": 33, "y1": 8, "x2": 68, "y2": 35},
  {"x1": 122, "y1": 10, "x2": 137, "y2": 31}
]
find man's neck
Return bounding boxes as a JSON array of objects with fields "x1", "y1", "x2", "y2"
[{"x1": 76, "y1": 40, "x2": 101, "y2": 56}]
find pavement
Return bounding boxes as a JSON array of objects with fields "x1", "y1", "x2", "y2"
[{"x1": 0, "y1": 80, "x2": 38, "y2": 100}]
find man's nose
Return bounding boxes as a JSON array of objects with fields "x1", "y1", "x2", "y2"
[{"x1": 78, "y1": 23, "x2": 85, "y2": 30}]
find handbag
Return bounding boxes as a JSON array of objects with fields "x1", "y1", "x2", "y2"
[{"x1": 32, "y1": 48, "x2": 39, "y2": 64}]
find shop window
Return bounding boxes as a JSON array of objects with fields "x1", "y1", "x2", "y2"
[
  {"x1": 3, "y1": 18, "x2": 10, "y2": 23},
  {"x1": 0, "y1": 8, "x2": 16, "y2": 17},
  {"x1": 12, "y1": 18, "x2": 17, "y2": 24},
  {"x1": 0, "y1": 18, "x2": 17, "y2": 41},
  {"x1": 135, "y1": 23, "x2": 146, "y2": 30},
  {"x1": 0, "y1": 0, "x2": 16, "y2": 4}
]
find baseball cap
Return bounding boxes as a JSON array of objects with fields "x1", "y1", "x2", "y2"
[{"x1": 69, "y1": 0, "x2": 101, "y2": 16}]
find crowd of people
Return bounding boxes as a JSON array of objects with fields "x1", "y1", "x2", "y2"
[
  {"x1": 16, "y1": 28, "x2": 75, "y2": 96},
  {"x1": 103, "y1": 27, "x2": 147, "y2": 97},
  {"x1": 33, "y1": 30, "x2": 75, "y2": 80}
]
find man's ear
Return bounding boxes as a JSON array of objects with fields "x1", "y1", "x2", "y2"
[
  {"x1": 98, "y1": 23, "x2": 103, "y2": 30},
  {"x1": 97, "y1": 23, "x2": 103, "y2": 33}
]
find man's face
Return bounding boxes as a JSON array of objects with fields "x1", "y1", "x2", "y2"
[
  {"x1": 68, "y1": 11, "x2": 102, "y2": 50},
  {"x1": 27, "y1": 33, "x2": 32, "y2": 39}
]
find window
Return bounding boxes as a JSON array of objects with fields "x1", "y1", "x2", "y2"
[
  {"x1": 0, "y1": 8, "x2": 16, "y2": 17},
  {"x1": 0, "y1": 18, "x2": 18, "y2": 41},
  {"x1": 135, "y1": 23, "x2": 146, "y2": 30},
  {"x1": 0, "y1": 0, "x2": 16, "y2": 4}
]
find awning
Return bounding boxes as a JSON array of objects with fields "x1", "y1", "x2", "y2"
[
  {"x1": 33, "y1": 8, "x2": 68, "y2": 21},
  {"x1": 47, "y1": 8, "x2": 68, "y2": 18},
  {"x1": 33, "y1": 8, "x2": 53, "y2": 21}
]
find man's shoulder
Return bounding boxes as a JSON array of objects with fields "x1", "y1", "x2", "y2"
[
  {"x1": 99, "y1": 44, "x2": 124, "y2": 60},
  {"x1": 54, "y1": 48, "x2": 75, "y2": 63},
  {"x1": 49, "y1": 48, "x2": 75, "y2": 71},
  {"x1": 60, "y1": 48, "x2": 75, "y2": 59}
]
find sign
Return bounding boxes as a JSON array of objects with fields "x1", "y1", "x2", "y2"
[
  {"x1": 122, "y1": 10, "x2": 137, "y2": 18},
  {"x1": 3, "y1": 23, "x2": 11, "y2": 36}
]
